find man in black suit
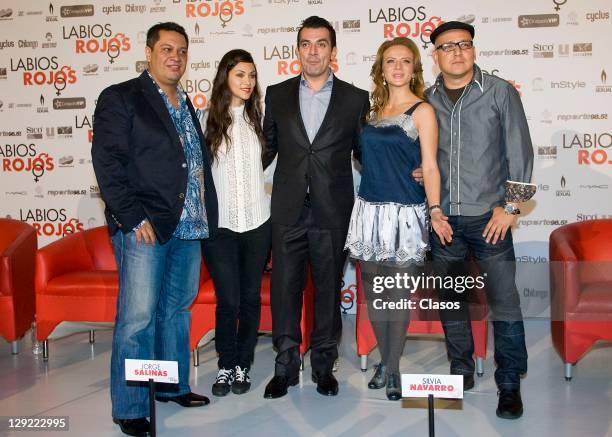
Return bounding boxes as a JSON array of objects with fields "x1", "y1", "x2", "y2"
[
  {"x1": 262, "y1": 16, "x2": 369, "y2": 398},
  {"x1": 92, "y1": 22, "x2": 217, "y2": 436}
]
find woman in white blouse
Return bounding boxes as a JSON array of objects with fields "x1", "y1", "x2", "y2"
[{"x1": 202, "y1": 49, "x2": 271, "y2": 397}]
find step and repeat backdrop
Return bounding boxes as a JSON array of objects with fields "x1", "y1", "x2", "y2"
[{"x1": 0, "y1": 0, "x2": 610, "y2": 315}]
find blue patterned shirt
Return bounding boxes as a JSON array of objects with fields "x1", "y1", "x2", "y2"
[{"x1": 147, "y1": 70, "x2": 209, "y2": 240}]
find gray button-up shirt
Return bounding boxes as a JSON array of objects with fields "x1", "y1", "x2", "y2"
[
  {"x1": 426, "y1": 64, "x2": 534, "y2": 216},
  {"x1": 299, "y1": 70, "x2": 333, "y2": 143}
]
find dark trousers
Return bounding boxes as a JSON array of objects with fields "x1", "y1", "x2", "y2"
[
  {"x1": 202, "y1": 220, "x2": 271, "y2": 369},
  {"x1": 271, "y1": 201, "x2": 347, "y2": 377},
  {"x1": 431, "y1": 212, "x2": 528, "y2": 390}
]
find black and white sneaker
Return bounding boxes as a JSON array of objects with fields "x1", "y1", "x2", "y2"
[
  {"x1": 212, "y1": 368, "x2": 234, "y2": 397},
  {"x1": 232, "y1": 366, "x2": 251, "y2": 395}
]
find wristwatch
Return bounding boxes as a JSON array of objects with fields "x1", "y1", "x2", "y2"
[{"x1": 503, "y1": 203, "x2": 521, "y2": 215}]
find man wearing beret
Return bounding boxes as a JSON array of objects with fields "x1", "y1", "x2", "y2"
[{"x1": 425, "y1": 21, "x2": 535, "y2": 419}]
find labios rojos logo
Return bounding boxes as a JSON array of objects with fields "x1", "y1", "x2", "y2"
[
  {"x1": 63, "y1": 24, "x2": 131, "y2": 63},
  {"x1": 368, "y1": 6, "x2": 443, "y2": 44},
  {"x1": 263, "y1": 45, "x2": 339, "y2": 76},
  {"x1": 19, "y1": 208, "x2": 84, "y2": 237},
  {"x1": 562, "y1": 131, "x2": 612, "y2": 165},
  {"x1": 9, "y1": 57, "x2": 77, "y2": 95},
  {"x1": 1, "y1": 143, "x2": 54, "y2": 180},
  {"x1": 185, "y1": 0, "x2": 245, "y2": 27}
]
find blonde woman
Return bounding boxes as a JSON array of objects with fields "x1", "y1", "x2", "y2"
[{"x1": 345, "y1": 37, "x2": 452, "y2": 400}]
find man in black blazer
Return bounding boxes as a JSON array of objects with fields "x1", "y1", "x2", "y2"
[
  {"x1": 262, "y1": 16, "x2": 369, "y2": 398},
  {"x1": 92, "y1": 22, "x2": 217, "y2": 436}
]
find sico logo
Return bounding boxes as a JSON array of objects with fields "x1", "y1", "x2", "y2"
[
  {"x1": 183, "y1": 78, "x2": 212, "y2": 110},
  {"x1": 19, "y1": 208, "x2": 84, "y2": 237},
  {"x1": 185, "y1": 1, "x2": 245, "y2": 28},
  {"x1": 263, "y1": 45, "x2": 338, "y2": 76},
  {"x1": 0, "y1": 143, "x2": 55, "y2": 181}
]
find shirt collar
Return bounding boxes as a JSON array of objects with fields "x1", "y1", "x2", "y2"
[
  {"x1": 300, "y1": 69, "x2": 334, "y2": 90},
  {"x1": 431, "y1": 63, "x2": 484, "y2": 95},
  {"x1": 146, "y1": 69, "x2": 186, "y2": 102}
]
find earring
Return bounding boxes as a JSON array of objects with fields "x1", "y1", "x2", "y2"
[
  {"x1": 410, "y1": 76, "x2": 415, "y2": 86},
  {"x1": 383, "y1": 77, "x2": 387, "y2": 86}
]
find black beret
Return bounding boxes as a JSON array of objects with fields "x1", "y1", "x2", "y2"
[{"x1": 430, "y1": 21, "x2": 475, "y2": 45}]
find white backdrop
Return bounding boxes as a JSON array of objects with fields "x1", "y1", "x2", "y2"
[{"x1": 1, "y1": 0, "x2": 610, "y2": 314}]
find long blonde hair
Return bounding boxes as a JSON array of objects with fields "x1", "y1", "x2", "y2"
[{"x1": 369, "y1": 37, "x2": 425, "y2": 121}]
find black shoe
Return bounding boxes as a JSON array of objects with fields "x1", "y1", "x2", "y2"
[
  {"x1": 113, "y1": 418, "x2": 150, "y2": 436},
  {"x1": 368, "y1": 363, "x2": 387, "y2": 389},
  {"x1": 496, "y1": 389, "x2": 523, "y2": 419},
  {"x1": 463, "y1": 374, "x2": 475, "y2": 391},
  {"x1": 232, "y1": 366, "x2": 251, "y2": 395},
  {"x1": 312, "y1": 372, "x2": 339, "y2": 396},
  {"x1": 386, "y1": 373, "x2": 402, "y2": 401},
  {"x1": 263, "y1": 374, "x2": 299, "y2": 399},
  {"x1": 155, "y1": 392, "x2": 210, "y2": 407},
  {"x1": 451, "y1": 372, "x2": 475, "y2": 391},
  {"x1": 212, "y1": 367, "x2": 234, "y2": 397}
]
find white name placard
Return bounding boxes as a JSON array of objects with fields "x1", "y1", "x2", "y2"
[
  {"x1": 125, "y1": 359, "x2": 179, "y2": 384},
  {"x1": 401, "y1": 374, "x2": 463, "y2": 399}
]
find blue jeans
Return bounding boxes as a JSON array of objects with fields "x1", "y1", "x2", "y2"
[
  {"x1": 110, "y1": 232, "x2": 200, "y2": 419},
  {"x1": 430, "y1": 212, "x2": 528, "y2": 390}
]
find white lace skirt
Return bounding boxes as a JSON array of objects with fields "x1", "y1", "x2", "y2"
[{"x1": 345, "y1": 196, "x2": 429, "y2": 264}]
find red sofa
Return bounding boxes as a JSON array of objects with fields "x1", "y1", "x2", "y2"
[
  {"x1": 549, "y1": 219, "x2": 612, "y2": 380},
  {"x1": 35, "y1": 226, "x2": 314, "y2": 366},
  {"x1": 0, "y1": 219, "x2": 37, "y2": 354}
]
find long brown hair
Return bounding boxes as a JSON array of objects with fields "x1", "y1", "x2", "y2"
[
  {"x1": 205, "y1": 49, "x2": 265, "y2": 162},
  {"x1": 369, "y1": 37, "x2": 426, "y2": 121}
]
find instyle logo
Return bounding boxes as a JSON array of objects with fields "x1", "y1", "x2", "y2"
[
  {"x1": 19, "y1": 208, "x2": 84, "y2": 237},
  {"x1": 518, "y1": 14, "x2": 559, "y2": 28},
  {"x1": 60, "y1": 4, "x2": 94, "y2": 17},
  {"x1": 550, "y1": 80, "x2": 585, "y2": 90}
]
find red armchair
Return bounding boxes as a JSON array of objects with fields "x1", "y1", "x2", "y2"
[
  {"x1": 0, "y1": 219, "x2": 37, "y2": 354},
  {"x1": 35, "y1": 226, "x2": 118, "y2": 360},
  {"x1": 549, "y1": 219, "x2": 612, "y2": 380},
  {"x1": 355, "y1": 261, "x2": 488, "y2": 375},
  {"x1": 190, "y1": 262, "x2": 315, "y2": 367}
]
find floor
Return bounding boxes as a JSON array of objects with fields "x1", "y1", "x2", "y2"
[{"x1": 0, "y1": 317, "x2": 610, "y2": 437}]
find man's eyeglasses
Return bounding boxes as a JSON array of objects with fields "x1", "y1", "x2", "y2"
[{"x1": 435, "y1": 40, "x2": 474, "y2": 53}]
